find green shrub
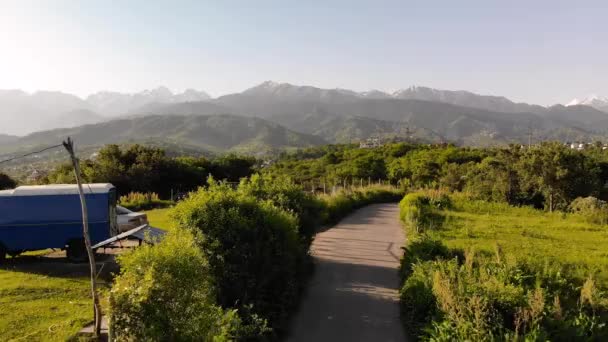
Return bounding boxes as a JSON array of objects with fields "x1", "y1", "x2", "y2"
[
  {"x1": 172, "y1": 182, "x2": 302, "y2": 338},
  {"x1": 238, "y1": 174, "x2": 324, "y2": 248},
  {"x1": 400, "y1": 236, "x2": 451, "y2": 281},
  {"x1": 400, "y1": 262, "x2": 439, "y2": 335},
  {"x1": 119, "y1": 192, "x2": 174, "y2": 211},
  {"x1": 569, "y1": 196, "x2": 608, "y2": 225},
  {"x1": 318, "y1": 185, "x2": 403, "y2": 225},
  {"x1": 399, "y1": 192, "x2": 447, "y2": 233},
  {"x1": 109, "y1": 230, "x2": 240, "y2": 341}
]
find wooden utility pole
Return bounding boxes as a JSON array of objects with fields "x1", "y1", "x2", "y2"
[{"x1": 63, "y1": 137, "x2": 101, "y2": 336}]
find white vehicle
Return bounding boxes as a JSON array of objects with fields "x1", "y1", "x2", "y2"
[{"x1": 116, "y1": 206, "x2": 149, "y2": 233}]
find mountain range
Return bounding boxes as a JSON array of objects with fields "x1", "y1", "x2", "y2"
[
  {"x1": 0, "y1": 87, "x2": 211, "y2": 135},
  {"x1": 567, "y1": 95, "x2": 608, "y2": 113},
  {"x1": 1, "y1": 81, "x2": 608, "y2": 161}
]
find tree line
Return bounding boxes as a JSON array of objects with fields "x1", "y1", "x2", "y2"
[
  {"x1": 4, "y1": 141, "x2": 608, "y2": 212},
  {"x1": 40, "y1": 144, "x2": 257, "y2": 198},
  {"x1": 266, "y1": 142, "x2": 608, "y2": 211}
]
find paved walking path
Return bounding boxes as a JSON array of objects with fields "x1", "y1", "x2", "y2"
[{"x1": 288, "y1": 203, "x2": 406, "y2": 342}]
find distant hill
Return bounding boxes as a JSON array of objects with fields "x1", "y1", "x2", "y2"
[
  {"x1": 1, "y1": 114, "x2": 326, "y2": 156},
  {"x1": 0, "y1": 134, "x2": 18, "y2": 144}
]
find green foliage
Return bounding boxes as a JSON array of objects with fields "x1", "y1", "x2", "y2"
[
  {"x1": 268, "y1": 141, "x2": 608, "y2": 213},
  {"x1": 398, "y1": 191, "x2": 608, "y2": 341},
  {"x1": 211, "y1": 154, "x2": 257, "y2": 182},
  {"x1": 43, "y1": 144, "x2": 257, "y2": 198},
  {"x1": 318, "y1": 185, "x2": 403, "y2": 225},
  {"x1": 389, "y1": 149, "x2": 442, "y2": 187},
  {"x1": 0, "y1": 173, "x2": 16, "y2": 190},
  {"x1": 118, "y1": 192, "x2": 174, "y2": 211},
  {"x1": 238, "y1": 174, "x2": 323, "y2": 248},
  {"x1": 264, "y1": 143, "x2": 408, "y2": 184},
  {"x1": 172, "y1": 181, "x2": 302, "y2": 338},
  {"x1": 569, "y1": 196, "x2": 608, "y2": 225},
  {"x1": 400, "y1": 262, "x2": 441, "y2": 336},
  {"x1": 138, "y1": 177, "x2": 400, "y2": 339},
  {"x1": 399, "y1": 192, "x2": 449, "y2": 233},
  {"x1": 400, "y1": 236, "x2": 451, "y2": 281},
  {"x1": 517, "y1": 142, "x2": 601, "y2": 211},
  {"x1": 110, "y1": 230, "x2": 241, "y2": 341}
]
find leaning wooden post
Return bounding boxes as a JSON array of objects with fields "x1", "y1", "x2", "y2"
[{"x1": 63, "y1": 137, "x2": 101, "y2": 336}]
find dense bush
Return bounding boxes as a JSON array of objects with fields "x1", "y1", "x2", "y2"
[
  {"x1": 400, "y1": 235, "x2": 451, "y2": 281},
  {"x1": 238, "y1": 174, "x2": 324, "y2": 248},
  {"x1": 109, "y1": 230, "x2": 241, "y2": 341},
  {"x1": 569, "y1": 196, "x2": 608, "y2": 225},
  {"x1": 398, "y1": 192, "x2": 448, "y2": 233},
  {"x1": 318, "y1": 185, "x2": 403, "y2": 225},
  {"x1": 118, "y1": 192, "x2": 174, "y2": 211},
  {"x1": 172, "y1": 181, "x2": 302, "y2": 339}
]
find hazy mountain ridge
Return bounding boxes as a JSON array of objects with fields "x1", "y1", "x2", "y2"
[
  {"x1": 0, "y1": 134, "x2": 19, "y2": 144},
  {"x1": 1, "y1": 114, "x2": 324, "y2": 156},
  {"x1": 391, "y1": 86, "x2": 546, "y2": 114},
  {"x1": 86, "y1": 86, "x2": 211, "y2": 116},
  {"x1": 0, "y1": 87, "x2": 212, "y2": 135},
  {"x1": 1, "y1": 81, "x2": 607, "y2": 148},
  {"x1": 211, "y1": 84, "x2": 607, "y2": 144}
]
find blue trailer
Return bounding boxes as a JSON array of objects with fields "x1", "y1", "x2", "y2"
[{"x1": 0, "y1": 184, "x2": 120, "y2": 262}]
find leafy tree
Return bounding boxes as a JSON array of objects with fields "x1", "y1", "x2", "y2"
[
  {"x1": 517, "y1": 142, "x2": 601, "y2": 211},
  {"x1": 211, "y1": 154, "x2": 256, "y2": 182},
  {"x1": 464, "y1": 157, "x2": 518, "y2": 203},
  {"x1": 388, "y1": 149, "x2": 442, "y2": 187}
]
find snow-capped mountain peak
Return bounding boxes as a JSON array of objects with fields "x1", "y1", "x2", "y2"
[
  {"x1": 566, "y1": 94, "x2": 608, "y2": 113},
  {"x1": 567, "y1": 94, "x2": 608, "y2": 106}
]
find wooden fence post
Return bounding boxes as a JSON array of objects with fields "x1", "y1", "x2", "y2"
[{"x1": 63, "y1": 137, "x2": 101, "y2": 336}]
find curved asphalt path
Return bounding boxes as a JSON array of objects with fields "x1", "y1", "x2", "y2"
[{"x1": 288, "y1": 203, "x2": 406, "y2": 342}]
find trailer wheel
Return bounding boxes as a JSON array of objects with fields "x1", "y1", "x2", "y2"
[{"x1": 66, "y1": 239, "x2": 88, "y2": 263}]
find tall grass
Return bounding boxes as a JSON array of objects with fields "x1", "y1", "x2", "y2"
[{"x1": 399, "y1": 190, "x2": 608, "y2": 340}]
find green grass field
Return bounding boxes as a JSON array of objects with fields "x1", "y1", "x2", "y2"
[
  {"x1": 145, "y1": 207, "x2": 175, "y2": 232},
  {"x1": 432, "y1": 195, "x2": 608, "y2": 283},
  {"x1": 0, "y1": 264, "x2": 93, "y2": 341},
  {"x1": 400, "y1": 191, "x2": 608, "y2": 339}
]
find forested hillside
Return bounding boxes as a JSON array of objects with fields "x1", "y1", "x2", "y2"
[{"x1": 1, "y1": 114, "x2": 325, "y2": 156}]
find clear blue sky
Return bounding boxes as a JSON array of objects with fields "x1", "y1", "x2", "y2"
[{"x1": 1, "y1": 0, "x2": 605, "y2": 105}]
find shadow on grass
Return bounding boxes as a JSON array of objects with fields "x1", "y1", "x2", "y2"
[{"x1": 0, "y1": 251, "x2": 119, "y2": 281}]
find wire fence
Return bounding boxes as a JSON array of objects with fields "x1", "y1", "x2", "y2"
[{"x1": 0, "y1": 144, "x2": 63, "y2": 166}]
